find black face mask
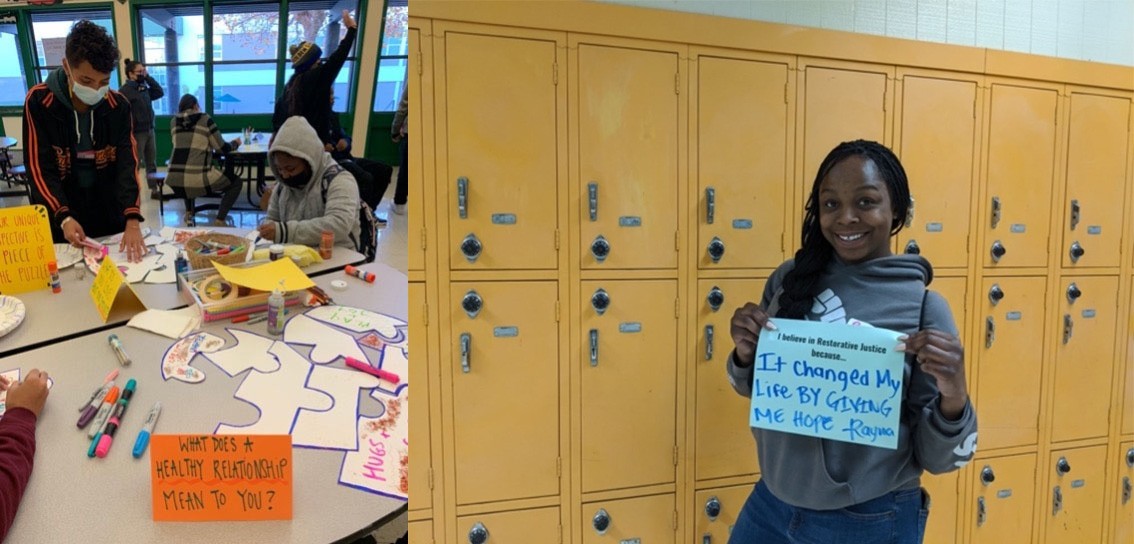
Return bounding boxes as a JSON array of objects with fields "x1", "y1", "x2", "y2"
[{"x1": 280, "y1": 169, "x2": 312, "y2": 189}]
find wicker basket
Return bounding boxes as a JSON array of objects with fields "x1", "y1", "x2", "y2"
[{"x1": 184, "y1": 232, "x2": 250, "y2": 270}]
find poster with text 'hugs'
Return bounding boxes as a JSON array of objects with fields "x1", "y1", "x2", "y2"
[{"x1": 749, "y1": 319, "x2": 905, "y2": 449}]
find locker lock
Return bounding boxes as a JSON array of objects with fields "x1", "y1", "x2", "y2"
[
  {"x1": 1066, "y1": 283, "x2": 1082, "y2": 303},
  {"x1": 1055, "y1": 457, "x2": 1071, "y2": 476},
  {"x1": 461, "y1": 290, "x2": 483, "y2": 318},
  {"x1": 1127, "y1": 447, "x2": 1134, "y2": 467},
  {"x1": 591, "y1": 235, "x2": 611, "y2": 263},
  {"x1": 904, "y1": 240, "x2": 920, "y2": 255},
  {"x1": 988, "y1": 284, "x2": 1004, "y2": 306},
  {"x1": 1069, "y1": 241, "x2": 1085, "y2": 263},
  {"x1": 707, "y1": 237, "x2": 726, "y2": 263},
  {"x1": 592, "y1": 508, "x2": 611, "y2": 535},
  {"x1": 980, "y1": 466, "x2": 996, "y2": 486},
  {"x1": 468, "y1": 522, "x2": 489, "y2": 544},
  {"x1": 707, "y1": 286, "x2": 724, "y2": 312},
  {"x1": 591, "y1": 288, "x2": 611, "y2": 315},
  {"x1": 990, "y1": 241, "x2": 1006, "y2": 262},
  {"x1": 705, "y1": 496, "x2": 722, "y2": 521},
  {"x1": 461, "y1": 233, "x2": 483, "y2": 263}
]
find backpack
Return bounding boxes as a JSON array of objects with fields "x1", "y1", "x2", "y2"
[{"x1": 320, "y1": 164, "x2": 377, "y2": 263}]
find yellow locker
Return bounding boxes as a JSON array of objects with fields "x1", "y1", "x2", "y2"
[
  {"x1": 896, "y1": 76, "x2": 978, "y2": 268},
  {"x1": 1124, "y1": 280, "x2": 1134, "y2": 437},
  {"x1": 931, "y1": 276, "x2": 968, "y2": 336},
  {"x1": 694, "y1": 485, "x2": 753, "y2": 544},
  {"x1": 581, "y1": 280, "x2": 678, "y2": 493},
  {"x1": 1060, "y1": 93, "x2": 1130, "y2": 268},
  {"x1": 801, "y1": 64, "x2": 889, "y2": 187},
  {"x1": 982, "y1": 84, "x2": 1058, "y2": 268},
  {"x1": 922, "y1": 471, "x2": 960, "y2": 544},
  {"x1": 581, "y1": 494, "x2": 676, "y2": 544},
  {"x1": 696, "y1": 279, "x2": 762, "y2": 482},
  {"x1": 442, "y1": 30, "x2": 561, "y2": 270},
  {"x1": 695, "y1": 55, "x2": 789, "y2": 269},
  {"x1": 969, "y1": 454, "x2": 1037, "y2": 544},
  {"x1": 577, "y1": 42, "x2": 680, "y2": 270},
  {"x1": 408, "y1": 26, "x2": 428, "y2": 272},
  {"x1": 409, "y1": 519, "x2": 433, "y2": 544},
  {"x1": 409, "y1": 283, "x2": 431, "y2": 512},
  {"x1": 974, "y1": 277, "x2": 1046, "y2": 450},
  {"x1": 1043, "y1": 445, "x2": 1107, "y2": 544},
  {"x1": 1113, "y1": 442, "x2": 1134, "y2": 544},
  {"x1": 457, "y1": 507, "x2": 560, "y2": 544},
  {"x1": 1050, "y1": 276, "x2": 1119, "y2": 443},
  {"x1": 449, "y1": 282, "x2": 560, "y2": 505}
]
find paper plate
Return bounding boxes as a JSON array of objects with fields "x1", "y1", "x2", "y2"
[
  {"x1": 53, "y1": 243, "x2": 84, "y2": 269},
  {"x1": 0, "y1": 296, "x2": 26, "y2": 339}
]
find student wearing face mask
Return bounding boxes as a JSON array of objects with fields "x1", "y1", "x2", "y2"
[
  {"x1": 258, "y1": 116, "x2": 361, "y2": 250},
  {"x1": 120, "y1": 58, "x2": 164, "y2": 198},
  {"x1": 22, "y1": 20, "x2": 146, "y2": 262}
]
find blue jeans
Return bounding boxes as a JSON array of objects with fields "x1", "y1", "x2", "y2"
[{"x1": 728, "y1": 480, "x2": 929, "y2": 544}]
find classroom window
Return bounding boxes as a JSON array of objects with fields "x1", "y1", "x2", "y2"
[
  {"x1": 137, "y1": 6, "x2": 206, "y2": 117},
  {"x1": 286, "y1": 0, "x2": 360, "y2": 111},
  {"x1": 29, "y1": 9, "x2": 117, "y2": 90},
  {"x1": 0, "y1": 16, "x2": 28, "y2": 107},
  {"x1": 212, "y1": 2, "x2": 279, "y2": 114},
  {"x1": 374, "y1": 0, "x2": 407, "y2": 112}
]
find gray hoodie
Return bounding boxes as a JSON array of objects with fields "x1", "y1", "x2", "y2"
[
  {"x1": 266, "y1": 116, "x2": 360, "y2": 249},
  {"x1": 727, "y1": 255, "x2": 978, "y2": 510}
]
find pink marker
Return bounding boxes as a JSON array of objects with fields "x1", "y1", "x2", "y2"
[
  {"x1": 79, "y1": 237, "x2": 108, "y2": 258},
  {"x1": 344, "y1": 356, "x2": 400, "y2": 384}
]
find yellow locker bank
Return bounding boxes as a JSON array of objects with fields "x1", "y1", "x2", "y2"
[{"x1": 408, "y1": 1, "x2": 1134, "y2": 542}]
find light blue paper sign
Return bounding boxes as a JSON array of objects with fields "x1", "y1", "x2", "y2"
[{"x1": 749, "y1": 318, "x2": 905, "y2": 449}]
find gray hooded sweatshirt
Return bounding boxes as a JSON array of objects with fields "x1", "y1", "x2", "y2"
[
  {"x1": 266, "y1": 116, "x2": 361, "y2": 249},
  {"x1": 727, "y1": 254, "x2": 978, "y2": 510}
]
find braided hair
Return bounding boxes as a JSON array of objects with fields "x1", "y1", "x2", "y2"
[{"x1": 776, "y1": 139, "x2": 912, "y2": 319}]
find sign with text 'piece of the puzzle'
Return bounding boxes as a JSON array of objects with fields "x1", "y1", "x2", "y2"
[
  {"x1": 150, "y1": 434, "x2": 292, "y2": 521},
  {"x1": 0, "y1": 205, "x2": 54, "y2": 294},
  {"x1": 750, "y1": 318, "x2": 905, "y2": 449}
]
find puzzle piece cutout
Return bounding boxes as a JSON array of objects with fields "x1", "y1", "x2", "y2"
[
  {"x1": 143, "y1": 244, "x2": 181, "y2": 284},
  {"x1": 162, "y1": 332, "x2": 226, "y2": 383},
  {"x1": 283, "y1": 313, "x2": 366, "y2": 364},
  {"x1": 215, "y1": 341, "x2": 331, "y2": 436},
  {"x1": 340, "y1": 387, "x2": 408, "y2": 500},
  {"x1": 292, "y1": 363, "x2": 380, "y2": 450},
  {"x1": 306, "y1": 306, "x2": 406, "y2": 346},
  {"x1": 200, "y1": 329, "x2": 282, "y2": 377},
  {"x1": 0, "y1": 369, "x2": 54, "y2": 418},
  {"x1": 371, "y1": 341, "x2": 408, "y2": 397}
]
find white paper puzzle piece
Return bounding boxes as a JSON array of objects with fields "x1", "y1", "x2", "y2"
[
  {"x1": 306, "y1": 307, "x2": 406, "y2": 346},
  {"x1": 292, "y1": 363, "x2": 380, "y2": 450},
  {"x1": 283, "y1": 313, "x2": 366, "y2": 364},
  {"x1": 200, "y1": 329, "x2": 282, "y2": 377},
  {"x1": 161, "y1": 332, "x2": 226, "y2": 383},
  {"x1": 215, "y1": 341, "x2": 331, "y2": 436},
  {"x1": 340, "y1": 387, "x2": 408, "y2": 500}
]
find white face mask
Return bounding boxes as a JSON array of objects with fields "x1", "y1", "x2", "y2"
[{"x1": 64, "y1": 62, "x2": 109, "y2": 105}]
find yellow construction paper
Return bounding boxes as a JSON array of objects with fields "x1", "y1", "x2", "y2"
[
  {"x1": 0, "y1": 205, "x2": 55, "y2": 294},
  {"x1": 212, "y1": 258, "x2": 315, "y2": 292},
  {"x1": 89, "y1": 255, "x2": 145, "y2": 322}
]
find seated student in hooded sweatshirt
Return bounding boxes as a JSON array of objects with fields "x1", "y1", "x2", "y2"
[{"x1": 257, "y1": 116, "x2": 360, "y2": 250}]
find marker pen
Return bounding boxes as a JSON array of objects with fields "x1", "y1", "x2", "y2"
[
  {"x1": 344, "y1": 356, "x2": 401, "y2": 384},
  {"x1": 132, "y1": 402, "x2": 162, "y2": 458},
  {"x1": 95, "y1": 379, "x2": 136, "y2": 458},
  {"x1": 78, "y1": 369, "x2": 117, "y2": 412},
  {"x1": 76, "y1": 382, "x2": 112, "y2": 428},
  {"x1": 87, "y1": 386, "x2": 120, "y2": 439}
]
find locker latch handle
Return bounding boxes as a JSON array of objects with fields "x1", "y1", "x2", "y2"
[
  {"x1": 457, "y1": 177, "x2": 469, "y2": 219},
  {"x1": 588, "y1": 182, "x2": 598, "y2": 222},
  {"x1": 460, "y1": 333, "x2": 471, "y2": 373},
  {"x1": 977, "y1": 496, "x2": 986, "y2": 527},
  {"x1": 1123, "y1": 476, "x2": 1131, "y2": 505},
  {"x1": 589, "y1": 329, "x2": 599, "y2": 367},
  {"x1": 703, "y1": 534, "x2": 712, "y2": 544},
  {"x1": 905, "y1": 196, "x2": 915, "y2": 228},
  {"x1": 985, "y1": 317, "x2": 995, "y2": 349},
  {"x1": 705, "y1": 324, "x2": 714, "y2": 361},
  {"x1": 991, "y1": 196, "x2": 1001, "y2": 229},
  {"x1": 1052, "y1": 485, "x2": 1063, "y2": 516},
  {"x1": 706, "y1": 186, "x2": 716, "y2": 224},
  {"x1": 1069, "y1": 199, "x2": 1080, "y2": 230},
  {"x1": 1062, "y1": 314, "x2": 1073, "y2": 345}
]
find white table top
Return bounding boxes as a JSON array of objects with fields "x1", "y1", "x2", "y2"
[
  {"x1": 0, "y1": 229, "x2": 366, "y2": 358},
  {"x1": 223, "y1": 133, "x2": 269, "y2": 155},
  {"x1": 4, "y1": 262, "x2": 407, "y2": 543}
]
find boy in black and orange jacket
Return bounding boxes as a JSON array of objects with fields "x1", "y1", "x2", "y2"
[{"x1": 23, "y1": 20, "x2": 146, "y2": 261}]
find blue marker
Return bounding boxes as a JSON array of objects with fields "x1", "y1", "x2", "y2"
[{"x1": 132, "y1": 401, "x2": 162, "y2": 458}]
